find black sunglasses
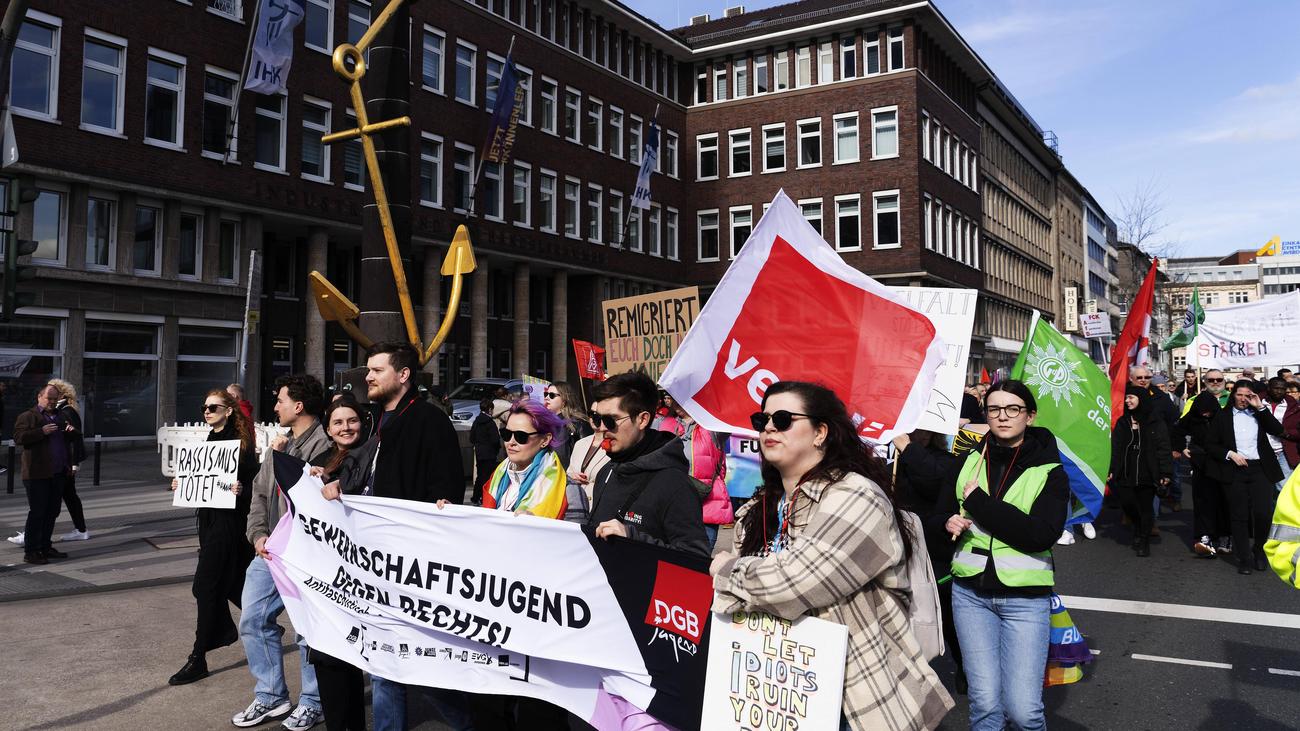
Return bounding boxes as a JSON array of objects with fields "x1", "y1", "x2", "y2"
[
  {"x1": 590, "y1": 412, "x2": 634, "y2": 431},
  {"x1": 499, "y1": 427, "x2": 539, "y2": 444},
  {"x1": 1206, "y1": 378, "x2": 1225, "y2": 383},
  {"x1": 750, "y1": 410, "x2": 811, "y2": 432},
  {"x1": 203, "y1": 404, "x2": 227, "y2": 413},
  {"x1": 543, "y1": 391, "x2": 560, "y2": 399}
]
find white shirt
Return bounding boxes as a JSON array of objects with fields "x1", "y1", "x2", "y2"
[
  {"x1": 496, "y1": 461, "x2": 527, "y2": 510},
  {"x1": 1231, "y1": 408, "x2": 1262, "y2": 461},
  {"x1": 1266, "y1": 399, "x2": 1288, "y2": 454}
]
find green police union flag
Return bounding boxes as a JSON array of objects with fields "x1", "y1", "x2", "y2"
[
  {"x1": 1161, "y1": 287, "x2": 1204, "y2": 350},
  {"x1": 1012, "y1": 311, "x2": 1112, "y2": 524}
]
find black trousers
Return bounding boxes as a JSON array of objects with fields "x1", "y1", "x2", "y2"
[
  {"x1": 191, "y1": 516, "x2": 253, "y2": 656},
  {"x1": 23, "y1": 474, "x2": 66, "y2": 553},
  {"x1": 938, "y1": 579, "x2": 963, "y2": 668},
  {"x1": 1116, "y1": 483, "x2": 1156, "y2": 541},
  {"x1": 475, "y1": 460, "x2": 498, "y2": 500},
  {"x1": 310, "y1": 651, "x2": 366, "y2": 731},
  {"x1": 62, "y1": 473, "x2": 86, "y2": 532},
  {"x1": 1226, "y1": 461, "x2": 1277, "y2": 564},
  {"x1": 1191, "y1": 468, "x2": 1230, "y2": 540}
]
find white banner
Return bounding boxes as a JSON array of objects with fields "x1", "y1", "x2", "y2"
[
  {"x1": 1188, "y1": 291, "x2": 1300, "y2": 369},
  {"x1": 244, "y1": 0, "x2": 307, "y2": 94},
  {"x1": 171, "y1": 441, "x2": 240, "y2": 509},
  {"x1": 886, "y1": 287, "x2": 977, "y2": 435},
  {"x1": 265, "y1": 460, "x2": 719, "y2": 729},
  {"x1": 701, "y1": 611, "x2": 848, "y2": 731}
]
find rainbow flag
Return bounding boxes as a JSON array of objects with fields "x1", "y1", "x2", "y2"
[
  {"x1": 1044, "y1": 593, "x2": 1092, "y2": 687},
  {"x1": 482, "y1": 449, "x2": 568, "y2": 520}
]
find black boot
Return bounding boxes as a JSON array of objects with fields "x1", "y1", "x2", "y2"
[
  {"x1": 168, "y1": 654, "x2": 209, "y2": 686},
  {"x1": 1135, "y1": 539, "x2": 1150, "y2": 557}
]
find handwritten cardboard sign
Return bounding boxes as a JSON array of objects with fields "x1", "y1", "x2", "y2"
[
  {"x1": 602, "y1": 286, "x2": 701, "y2": 381},
  {"x1": 171, "y1": 441, "x2": 241, "y2": 509}
]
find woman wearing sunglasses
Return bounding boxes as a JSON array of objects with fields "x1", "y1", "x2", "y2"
[
  {"x1": 168, "y1": 389, "x2": 258, "y2": 686},
  {"x1": 933, "y1": 380, "x2": 1069, "y2": 731},
  {"x1": 542, "y1": 381, "x2": 593, "y2": 468},
  {"x1": 711, "y1": 381, "x2": 953, "y2": 731},
  {"x1": 480, "y1": 400, "x2": 569, "y2": 520}
]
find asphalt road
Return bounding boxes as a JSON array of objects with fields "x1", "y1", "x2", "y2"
[{"x1": 5, "y1": 496, "x2": 1299, "y2": 730}]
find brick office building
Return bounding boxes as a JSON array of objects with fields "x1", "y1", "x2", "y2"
[{"x1": 2, "y1": 0, "x2": 1115, "y2": 438}]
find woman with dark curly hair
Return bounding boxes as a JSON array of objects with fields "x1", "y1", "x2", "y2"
[{"x1": 711, "y1": 381, "x2": 953, "y2": 731}]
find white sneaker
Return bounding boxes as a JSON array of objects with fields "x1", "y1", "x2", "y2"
[
  {"x1": 281, "y1": 705, "x2": 324, "y2": 730},
  {"x1": 6, "y1": 532, "x2": 24, "y2": 546},
  {"x1": 1057, "y1": 529, "x2": 1076, "y2": 545},
  {"x1": 1081, "y1": 523, "x2": 1097, "y2": 540},
  {"x1": 232, "y1": 699, "x2": 292, "y2": 728},
  {"x1": 57, "y1": 529, "x2": 90, "y2": 542}
]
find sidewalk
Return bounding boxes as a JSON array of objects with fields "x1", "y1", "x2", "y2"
[{"x1": 0, "y1": 446, "x2": 200, "y2": 602}]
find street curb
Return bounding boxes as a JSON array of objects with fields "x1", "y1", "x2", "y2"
[{"x1": 0, "y1": 572, "x2": 194, "y2": 604}]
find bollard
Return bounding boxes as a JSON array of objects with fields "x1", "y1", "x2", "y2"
[
  {"x1": 94, "y1": 436, "x2": 103, "y2": 486},
  {"x1": 6, "y1": 444, "x2": 13, "y2": 494}
]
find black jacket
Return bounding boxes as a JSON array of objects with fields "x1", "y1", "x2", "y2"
[
  {"x1": 469, "y1": 412, "x2": 501, "y2": 462},
  {"x1": 1173, "y1": 391, "x2": 1223, "y2": 466},
  {"x1": 198, "y1": 423, "x2": 257, "y2": 546},
  {"x1": 554, "y1": 418, "x2": 595, "y2": 469},
  {"x1": 587, "y1": 429, "x2": 709, "y2": 557},
  {"x1": 930, "y1": 425, "x2": 1069, "y2": 596},
  {"x1": 1111, "y1": 411, "x2": 1173, "y2": 487},
  {"x1": 311, "y1": 447, "x2": 370, "y2": 496},
  {"x1": 895, "y1": 439, "x2": 960, "y2": 580},
  {"x1": 1203, "y1": 404, "x2": 1285, "y2": 483},
  {"x1": 58, "y1": 405, "x2": 87, "y2": 465},
  {"x1": 357, "y1": 389, "x2": 465, "y2": 504}
]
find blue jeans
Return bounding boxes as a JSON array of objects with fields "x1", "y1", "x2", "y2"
[
  {"x1": 704, "y1": 524, "x2": 719, "y2": 552},
  {"x1": 371, "y1": 676, "x2": 476, "y2": 731},
  {"x1": 239, "y1": 557, "x2": 321, "y2": 711},
  {"x1": 1276, "y1": 456, "x2": 1295, "y2": 492},
  {"x1": 952, "y1": 581, "x2": 1050, "y2": 731}
]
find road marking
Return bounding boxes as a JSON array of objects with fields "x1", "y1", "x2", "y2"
[
  {"x1": 1090, "y1": 649, "x2": 1101, "y2": 655},
  {"x1": 1058, "y1": 595, "x2": 1300, "y2": 630},
  {"x1": 1132, "y1": 653, "x2": 1232, "y2": 670},
  {"x1": 1268, "y1": 668, "x2": 1300, "y2": 677}
]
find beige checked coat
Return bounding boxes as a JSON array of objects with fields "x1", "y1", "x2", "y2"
[{"x1": 713, "y1": 471, "x2": 954, "y2": 731}]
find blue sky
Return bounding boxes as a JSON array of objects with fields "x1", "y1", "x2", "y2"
[{"x1": 627, "y1": 0, "x2": 1300, "y2": 259}]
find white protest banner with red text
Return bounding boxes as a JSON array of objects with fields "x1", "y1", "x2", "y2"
[{"x1": 659, "y1": 191, "x2": 944, "y2": 442}]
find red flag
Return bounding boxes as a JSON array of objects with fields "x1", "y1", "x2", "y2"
[
  {"x1": 572, "y1": 339, "x2": 607, "y2": 381},
  {"x1": 1107, "y1": 257, "x2": 1159, "y2": 426},
  {"x1": 979, "y1": 367, "x2": 991, "y2": 385},
  {"x1": 659, "y1": 192, "x2": 944, "y2": 442}
]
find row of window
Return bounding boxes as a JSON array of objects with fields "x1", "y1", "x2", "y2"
[
  {"x1": 19, "y1": 180, "x2": 242, "y2": 283},
  {"x1": 921, "y1": 111, "x2": 977, "y2": 191},
  {"x1": 922, "y1": 195, "x2": 980, "y2": 269},
  {"x1": 983, "y1": 126, "x2": 1052, "y2": 209},
  {"x1": 696, "y1": 108, "x2": 898, "y2": 181},
  {"x1": 415, "y1": 137, "x2": 681, "y2": 257},
  {"x1": 983, "y1": 184, "x2": 1052, "y2": 261},
  {"x1": 695, "y1": 28, "x2": 906, "y2": 105},
  {"x1": 695, "y1": 191, "x2": 900, "y2": 262}
]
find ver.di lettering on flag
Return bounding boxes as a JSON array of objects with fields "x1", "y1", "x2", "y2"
[
  {"x1": 244, "y1": 0, "x2": 307, "y2": 94},
  {"x1": 659, "y1": 190, "x2": 945, "y2": 442}
]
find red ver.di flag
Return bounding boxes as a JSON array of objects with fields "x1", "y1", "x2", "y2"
[{"x1": 660, "y1": 191, "x2": 944, "y2": 442}]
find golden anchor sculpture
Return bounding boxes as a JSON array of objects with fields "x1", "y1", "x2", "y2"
[{"x1": 308, "y1": 0, "x2": 475, "y2": 365}]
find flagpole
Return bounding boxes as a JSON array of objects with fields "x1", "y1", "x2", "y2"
[
  {"x1": 615, "y1": 103, "x2": 659, "y2": 248},
  {"x1": 467, "y1": 35, "x2": 517, "y2": 219},
  {"x1": 222, "y1": 0, "x2": 263, "y2": 166}
]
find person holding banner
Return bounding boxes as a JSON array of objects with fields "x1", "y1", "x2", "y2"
[
  {"x1": 168, "y1": 389, "x2": 257, "y2": 686},
  {"x1": 936, "y1": 380, "x2": 1069, "y2": 731},
  {"x1": 1109, "y1": 387, "x2": 1173, "y2": 557},
  {"x1": 710, "y1": 381, "x2": 953, "y2": 731},
  {"x1": 479, "y1": 400, "x2": 570, "y2": 519},
  {"x1": 543, "y1": 380, "x2": 593, "y2": 468}
]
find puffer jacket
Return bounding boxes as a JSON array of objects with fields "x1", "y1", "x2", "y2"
[{"x1": 659, "y1": 415, "x2": 733, "y2": 525}]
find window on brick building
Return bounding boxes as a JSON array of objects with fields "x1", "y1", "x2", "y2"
[
  {"x1": 421, "y1": 26, "x2": 444, "y2": 93},
  {"x1": 419, "y1": 133, "x2": 443, "y2": 208},
  {"x1": 713, "y1": 62, "x2": 728, "y2": 101},
  {"x1": 32, "y1": 188, "x2": 66, "y2": 264},
  {"x1": 452, "y1": 143, "x2": 474, "y2": 212},
  {"x1": 864, "y1": 31, "x2": 880, "y2": 75},
  {"x1": 86, "y1": 196, "x2": 116, "y2": 271},
  {"x1": 455, "y1": 41, "x2": 476, "y2": 105},
  {"x1": 730, "y1": 206, "x2": 752, "y2": 259},
  {"x1": 763, "y1": 124, "x2": 786, "y2": 172},
  {"x1": 733, "y1": 58, "x2": 748, "y2": 98},
  {"x1": 305, "y1": 0, "x2": 332, "y2": 53},
  {"x1": 754, "y1": 54, "x2": 768, "y2": 93},
  {"x1": 209, "y1": 0, "x2": 243, "y2": 21},
  {"x1": 254, "y1": 93, "x2": 286, "y2": 171},
  {"x1": 133, "y1": 204, "x2": 163, "y2": 276},
  {"x1": 586, "y1": 184, "x2": 603, "y2": 243},
  {"x1": 82, "y1": 31, "x2": 126, "y2": 134},
  {"x1": 178, "y1": 210, "x2": 202, "y2": 279},
  {"x1": 343, "y1": 109, "x2": 364, "y2": 189},
  {"x1": 586, "y1": 97, "x2": 603, "y2": 151},
  {"x1": 840, "y1": 37, "x2": 857, "y2": 79},
  {"x1": 665, "y1": 131, "x2": 679, "y2": 177},
  {"x1": 800, "y1": 199, "x2": 822, "y2": 236},
  {"x1": 482, "y1": 162, "x2": 503, "y2": 220},
  {"x1": 202, "y1": 68, "x2": 238, "y2": 158},
  {"x1": 921, "y1": 112, "x2": 931, "y2": 161},
  {"x1": 666, "y1": 208, "x2": 679, "y2": 260},
  {"x1": 563, "y1": 177, "x2": 581, "y2": 238},
  {"x1": 834, "y1": 112, "x2": 859, "y2": 164},
  {"x1": 795, "y1": 47, "x2": 811, "y2": 87},
  {"x1": 873, "y1": 191, "x2": 900, "y2": 248},
  {"x1": 888, "y1": 27, "x2": 905, "y2": 71},
  {"x1": 607, "y1": 190, "x2": 623, "y2": 247},
  {"x1": 774, "y1": 50, "x2": 789, "y2": 91},
  {"x1": 563, "y1": 88, "x2": 581, "y2": 143},
  {"x1": 539, "y1": 169, "x2": 557, "y2": 232},
  {"x1": 836, "y1": 195, "x2": 861, "y2": 251},
  {"x1": 695, "y1": 63, "x2": 708, "y2": 104},
  {"x1": 145, "y1": 51, "x2": 185, "y2": 148},
  {"x1": 871, "y1": 107, "x2": 898, "y2": 159},
  {"x1": 486, "y1": 53, "x2": 504, "y2": 110},
  {"x1": 648, "y1": 205, "x2": 662, "y2": 257},
  {"x1": 12, "y1": 11, "x2": 60, "y2": 120},
  {"x1": 218, "y1": 218, "x2": 239, "y2": 282},
  {"x1": 698, "y1": 210, "x2": 720, "y2": 262},
  {"x1": 818, "y1": 42, "x2": 833, "y2": 84},
  {"x1": 301, "y1": 97, "x2": 331, "y2": 181},
  {"x1": 696, "y1": 133, "x2": 718, "y2": 180},
  {"x1": 540, "y1": 77, "x2": 557, "y2": 134},
  {"x1": 610, "y1": 107, "x2": 624, "y2": 158},
  {"x1": 797, "y1": 118, "x2": 821, "y2": 168},
  {"x1": 729, "y1": 129, "x2": 751, "y2": 177},
  {"x1": 628, "y1": 115, "x2": 642, "y2": 163}
]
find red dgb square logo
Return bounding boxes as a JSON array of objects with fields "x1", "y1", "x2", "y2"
[{"x1": 644, "y1": 560, "x2": 712, "y2": 644}]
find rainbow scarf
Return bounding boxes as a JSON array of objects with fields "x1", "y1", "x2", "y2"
[
  {"x1": 1044, "y1": 593, "x2": 1093, "y2": 687},
  {"x1": 482, "y1": 449, "x2": 568, "y2": 520}
]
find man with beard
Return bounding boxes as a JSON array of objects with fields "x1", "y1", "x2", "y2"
[{"x1": 354, "y1": 342, "x2": 470, "y2": 731}]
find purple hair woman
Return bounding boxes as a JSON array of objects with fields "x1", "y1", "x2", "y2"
[{"x1": 479, "y1": 400, "x2": 571, "y2": 519}]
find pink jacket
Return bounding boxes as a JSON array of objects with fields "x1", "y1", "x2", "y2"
[{"x1": 659, "y1": 416, "x2": 734, "y2": 525}]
